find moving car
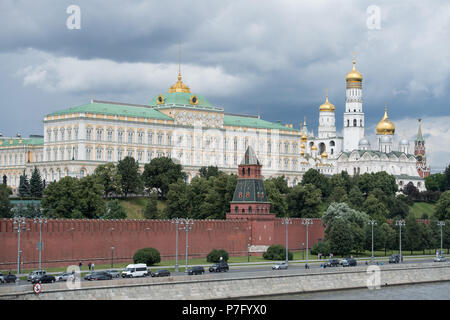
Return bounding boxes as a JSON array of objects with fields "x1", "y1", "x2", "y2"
[
  {"x1": 55, "y1": 272, "x2": 73, "y2": 282},
  {"x1": 151, "y1": 269, "x2": 171, "y2": 277},
  {"x1": 341, "y1": 258, "x2": 357, "y2": 267},
  {"x1": 27, "y1": 270, "x2": 46, "y2": 282},
  {"x1": 121, "y1": 264, "x2": 149, "y2": 278},
  {"x1": 31, "y1": 274, "x2": 56, "y2": 284},
  {"x1": 325, "y1": 259, "x2": 340, "y2": 268},
  {"x1": 105, "y1": 270, "x2": 121, "y2": 278},
  {"x1": 84, "y1": 271, "x2": 113, "y2": 281},
  {"x1": 4, "y1": 274, "x2": 17, "y2": 283},
  {"x1": 434, "y1": 255, "x2": 447, "y2": 262},
  {"x1": 186, "y1": 266, "x2": 205, "y2": 275},
  {"x1": 389, "y1": 254, "x2": 402, "y2": 264},
  {"x1": 209, "y1": 262, "x2": 229, "y2": 273},
  {"x1": 272, "y1": 262, "x2": 288, "y2": 270}
]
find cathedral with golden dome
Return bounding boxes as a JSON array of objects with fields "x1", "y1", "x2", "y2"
[{"x1": 0, "y1": 56, "x2": 429, "y2": 194}]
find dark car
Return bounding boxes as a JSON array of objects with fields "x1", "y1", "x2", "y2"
[
  {"x1": 151, "y1": 269, "x2": 171, "y2": 277},
  {"x1": 324, "y1": 259, "x2": 340, "y2": 268},
  {"x1": 4, "y1": 274, "x2": 17, "y2": 283},
  {"x1": 31, "y1": 274, "x2": 56, "y2": 284},
  {"x1": 84, "y1": 271, "x2": 112, "y2": 281},
  {"x1": 186, "y1": 266, "x2": 205, "y2": 275},
  {"x1": 341, "y1": 258, "x2": 357, "y2": 267},
  {"x1": 209, "y1": 262, "x2": 229, "y2": 273},
  {"x1": 389, "y1": 254, "x2": 402, "y2": 264}
]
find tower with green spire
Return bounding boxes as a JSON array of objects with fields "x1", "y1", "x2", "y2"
[{"x1": 414, "y1": 118, "x2": 430, "y2": 178}]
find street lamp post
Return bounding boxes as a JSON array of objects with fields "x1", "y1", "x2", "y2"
[
  {"x1": 180, "y1": 219, "x2": 194, "y2": 271},
  {"x1": 13, "y1": 216, "x2": 27, "y2": 285},
  {"x1": 281, "y1": 217, "x2": 292, "y2": 265},
  {"x1": 302, "y1": 218, "x2": 313, "y2": 268},
  {"x1": 171, "y1": 218, "x2": 183, "y2": 272},
  {"x1": 437, "y1": 221, "x2": 445, "y2": 256},
  {"x1": 302, "y1": 242, "x2": 305, "y2": 260},
  {"x1": 33, "y1": 216, "x2": 48, "y2": 271},
  {"x1": 396, "y1": 220, "x2": 405, "y2": 263},
  {"x1": 247, "y1": 243, "x2": 250, "y2": 262},
  {"x1": 368, "y1": 220, "x2": 377, "y2": 264},
  {"x1": 111, "y1": 246, "x2": 115, "y2": 268}
]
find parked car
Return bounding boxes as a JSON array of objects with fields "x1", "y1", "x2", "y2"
[
  {"x1": 209, "y1": 262, "x2": 229, "y2": 273},
  {"x1": 151, "y1": 269, "x2": 171, "y2": 277},
  {"x1": 105, "y1": 270, "x2": 121, "y2": 278},
  {"x1": 272, "y1": 262, "x2": 288, "y2": 270},
  {"x1": 341, "y1": 258, "x2": 357, "y2": 267},
  {"x1": 121, "y1": 264, "x2": 149, "y2": 278},
  {"x1": 185, "y1": 266, "x2": 205, "y2": 275},
  {"x1": 0, "y1": 273, "x2": 5, "y2": 284},
  {"x1": 27, "y1": 270, "x2": 46, "y2": 282},
  {"x1": 55, "y1": 272, "x2": 73, "y2": 282},
  {"x1": 84, "y1": 271, "x2": 113, "y2": 281},
  {"x1": 434, "y1": 255, "x2": 447, "y2": 262},
  {"x1": 31, "y1": 274, "x2": 56, "y2": 284},
  {"x1": 389, "y1": 254, "x2": 402, "y2": 264},
  {"x1": 325, "y1": 259, "x2": 340, "y2": 268},
  {"x1": 4, "y1": 274, "x2": 17, "y2": 283}
]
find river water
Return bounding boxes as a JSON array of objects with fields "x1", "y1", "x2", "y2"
[{"x1": 254, "y1": 281, "x2": 450, "y2": 300}]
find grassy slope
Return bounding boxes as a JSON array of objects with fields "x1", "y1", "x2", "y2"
[
  {"x1": 115, "y1": 197, "x2": 166, "y2": 219},
  {"x1": 409, "y1": 202, "x2": 436, "y2": 219}
]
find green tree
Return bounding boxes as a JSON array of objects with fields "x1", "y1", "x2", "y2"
[
  {"x1": 41, "y1": 177, "x2": 80, "y2": 218},
  {"x1": 381, "y1": 222, "x2": 396, "y2": 255},
  {"x1": 329, "y1": 186, "x2": 348, "y2": 203},
  {"x1": 362, "y1": 194, "x2": 389, "y2": 222},
  {"x1": 310, "y1": 241, "x2": 331, "y2": 256},
  {"x1": 327, "y1": 218, "x2": 353, "y2": 257},
  {"x1": 266, "y1": 176, "x2": 289, "y2": 195},
  {"x1": 143, "y1": 193, "x2": 159, "y2": 219},
  {"x1": 206, "y1": 249, "x2": 230, "y2": 262},
  {"x1": 165, "y1": 179, "x2": 190, "y2": 219},
  {"x1": 348, "y1": 186, "x2": 364, "y2": 209},
  {"x1": 0, "y1": 184, "x2": 13, "y2": 218},
  {"x1": 425, "y1": 173, "x2": 446, "y2": 192},
  {"x1": 286, "y1": 183, "x2": 322, "y2": 218},
  {"x1": 435, "y1": 191, "x2": 450, "y2": 220},
  {"x1": 30, "y1": 167, "x2": 44, "y2": 198},
  {"x1": 142, "y1": 157, "x2": 186, "y2": 199},
  {"x1": 444, "y1": 164, "x2": 450, "y2": 190},
  {"x1": 117, "y1": 156, "x2": 142, "y2": 197},
  {"x1": 94, "y1": 163, "x2": 121, "y2": 197},
  {"x1": 76, "y1": 175, "x2": 105, "y2": 219},
  {"x1": 133, "y1": 247, "x2": 161, "y2": 266},
  {"x1": 18, "y1": 171, "x2": 31, "y2": 197},
  {"x1": 103, "y1": 199, "x2": 127, "y2": 219},
  {"x1": 301, "y1": 169, "x2": 331, "y2": 198},
  {"x1": 264, "y1": 180, "x2": 287, "y2": 217},
  {"x1": 404, "y1": 214, "x2": 421, "y2": 254},
  {"x1": 199, "y1": 166, "x2": 221, "y2": 179}
]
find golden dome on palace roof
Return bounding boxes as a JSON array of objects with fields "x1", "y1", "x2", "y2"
[
  {"x1": 319, "y1": 89, "x2": 335, "y2": 112},
  {"x1": 168, "y1": 73, "x2": 191, "y2": 93},
  {"x1": 311, "y1": 145, "x2": 318, "y2": 150},
  {"x1": 346, "y1": 56, "x2": 363, "y2": 82},
  {"x1": 300, "y1": 132, "x2": 307, "y2": 142},
  {"x1": 321, "y1": 151, "x2": 328, "y2": 158},
  {"x1": 376, "y1": 106, "x2": 395, "y2": 135}
]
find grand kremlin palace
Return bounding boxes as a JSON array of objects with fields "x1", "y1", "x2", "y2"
[{"x1": 0, "y1": 58, "x2": 430, "y2": 194}]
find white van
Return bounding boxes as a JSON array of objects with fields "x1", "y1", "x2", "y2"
[{"x1": 121, "y1": 264, "x2": 149, "y2": 278}]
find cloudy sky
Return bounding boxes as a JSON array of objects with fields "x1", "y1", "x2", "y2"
[{"x1": 0, "y1": 0, "x2": 449, "y2": 171}]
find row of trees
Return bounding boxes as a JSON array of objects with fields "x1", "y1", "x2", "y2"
[{"x1": 314, "y1": 202, "x2": 450, "y2": 257}]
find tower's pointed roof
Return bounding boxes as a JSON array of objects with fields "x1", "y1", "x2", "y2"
[
  {"x1": 416, "y1": 119, "x2": 424, "y2": 142},
  {"x1": 240, "y1": 146, "x2": 261, "y2": 165}
]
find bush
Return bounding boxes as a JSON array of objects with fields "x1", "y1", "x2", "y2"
[
  {"x1": 262, "y1": 244, "x2": 293, "y2": 261},
  {"x1": 206, "y1": 249, "x2": 229, "y2": 263},
  {"x1": 133, "y1": 247, "x2": 161, "y2": 266},
  {"x1": 310, "y1": 241, "x2": 331, "y2": 256}
]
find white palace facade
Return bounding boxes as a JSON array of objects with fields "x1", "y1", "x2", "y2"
[{"x1": 0, "y1": 57, "x2": 428, "y2": 193}]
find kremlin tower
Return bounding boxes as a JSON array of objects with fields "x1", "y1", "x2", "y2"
[{"x1": 414, "y1": 119, "x2": 430, "y2": 178}]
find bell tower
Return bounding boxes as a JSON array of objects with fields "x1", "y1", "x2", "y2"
[{"x1": 414, "y1": 119, "x2": 430, "y2": 178}]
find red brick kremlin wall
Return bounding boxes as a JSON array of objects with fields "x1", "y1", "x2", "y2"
[{"x1": 0, "y1": 217, "x2": 325, "y2": 270}]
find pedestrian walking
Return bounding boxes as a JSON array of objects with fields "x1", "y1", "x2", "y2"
[
  {"x1": 79, "y1": 261, "x2": 82, "y2": 270},
  {"x1": 88, "y1": 262, "x2": 91, "y2": 272},
  {"x1": 92, "y1": 263, "x2": 95, "y2": 271}
]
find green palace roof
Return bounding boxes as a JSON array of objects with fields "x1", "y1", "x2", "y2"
[
  {"x1": 149, "y1": 92, "x2": 222, "y2": 112},
  {"x1": 0, "y1": 137, "x2": 43, "y2": 147},
  {"x1": 224, "y1": 114, "x2": 298, "y2": 131},
  {"x1": 47, "y1": 101, "x2": 173, "y2": 121}
]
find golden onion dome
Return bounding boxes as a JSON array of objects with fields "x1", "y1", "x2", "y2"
[
  {"x1": 319, "y1": 91, "x2": 335, "y2": 112},
  {"x1": 311, "y1": 145, "x2": 318, "y2": 151},
  {"x1": 300, "y1": 150, "x2": 305, "y2": 156},
  {"x1": 168, "y1": 73, "x2": 191, "y2": 93},
  {"x1": 300, "y1": 143, "x2": 306, "y2": 149},
  {"x1": 346, "y1": 56, "x2": 363, "y2": 82},
  {"x1": 301, "y1": 132, "x2": 307, "y2": 142},
  {"x1": 376, "y1": 106, "x2": 395, "y2": 135},
  {"x1": 321, "y1": 151, "x2": 328, "y2": 158}
]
